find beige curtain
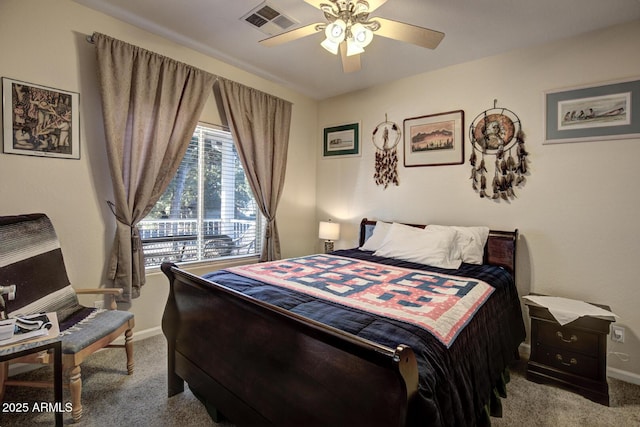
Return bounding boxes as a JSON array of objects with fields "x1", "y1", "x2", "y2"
[
  {"x1": 216, "y1": 78, "x2": 292, "y2": 261},
  {"x1": 94, "y1": 33, "x2": 216, "y2": 301}
]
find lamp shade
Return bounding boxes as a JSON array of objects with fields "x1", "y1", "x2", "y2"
[
  {"x1": 325, "y1": 20, "x2": 346, "y2": 43},
  {"x1": 321, "y1": 37, "x2": 340, "y2": 55},
  {"x1": 318, "y1": 220, "x2": 340, "y2": 241},
  {"x1": 351, "y1": 23, "x2": 373, "y2": 48},
  {"x1": 346, "y1": 39, "x2": 365, "y2": 56}
]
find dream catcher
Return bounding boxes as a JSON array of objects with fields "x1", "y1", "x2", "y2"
[
  {"x1": 372, "y1": 114, "x2": 401, "y2": 189},
  {"x1": 469, "y1": 101, "x2": 529, "y2": 200}
]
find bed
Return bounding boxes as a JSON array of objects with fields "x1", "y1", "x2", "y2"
[{"x1": 161, "y1": 218, "x2": 526, "y2": 426}]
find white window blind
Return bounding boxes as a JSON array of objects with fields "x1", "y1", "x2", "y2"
[{"x1": 139, "y1": 123, "x2": 262, "y2": 267}]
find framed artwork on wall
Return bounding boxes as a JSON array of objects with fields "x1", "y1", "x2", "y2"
[
  {"x1": 323, "y1": 122, "x2": 360, "y2": 158},
  {"x1": 403, "y1": 110, "x2": 464, "y2": 167},
  {"x1": 544, "y1": 76, "x2": 640, "y2": 144},
  {"x1": 2, "y1": 77, "x2": 80, "y2": 159}
]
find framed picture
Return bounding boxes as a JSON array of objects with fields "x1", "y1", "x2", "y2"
[
  {"x1": 403, "y1": 110, "x2": 464, "y2": 167},
  {"x1": 544, "y1": 77, "x2": 640, "y2": 144},
  {"x1": 2, "y1": 77, "x2": 80, "y2": 159},
  {"x1": 323, "y1": 122, "x2": 360, "y2": 157}
]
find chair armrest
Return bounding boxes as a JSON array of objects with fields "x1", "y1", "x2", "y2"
[{"x1": 75, "y1": 288, "x2": 123, "y2": 310}]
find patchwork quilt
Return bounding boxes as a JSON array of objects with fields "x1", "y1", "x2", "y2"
[{"x1": 225, "y1": 254, "x2": 494, "y2": 347}]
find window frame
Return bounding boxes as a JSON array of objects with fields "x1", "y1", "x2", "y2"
[{"x1": 139, "y1": 122, "x2": 262, "y2": 268}]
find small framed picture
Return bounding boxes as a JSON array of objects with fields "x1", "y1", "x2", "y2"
[
  {"x1": 323, "y1": 122, "x2": 360, "y2": 157},
  {"x1": 2, "y1": 77, "x2": 80, "y2": 159},
  {"x1": 544, "y1": 77, "x2": 640, "y2": 144},
  {"x1": 404, "y1": 110, "x2": 464, "y2": 167}
]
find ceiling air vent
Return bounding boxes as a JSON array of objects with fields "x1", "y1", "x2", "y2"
[{"x1": 241, "y1": 2, "x2": 298, "y2": 36}]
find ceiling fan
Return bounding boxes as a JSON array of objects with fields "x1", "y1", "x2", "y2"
[{"x1": 259, "y1": 0, "x2": 444, "y2": 73}]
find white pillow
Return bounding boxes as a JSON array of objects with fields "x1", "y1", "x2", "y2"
[
  {"x1": 360, "y1": 221, "x2": 392, "y2": 251},
  {"x1": 428, "y1": 225, "x2": 490, "y2": 265},
  {"x1": 373, "y1": 222, "x2": 462, "y2": 269}
]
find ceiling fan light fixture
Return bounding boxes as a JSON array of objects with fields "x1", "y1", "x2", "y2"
[
  {"x1": 346, "y1": 39, "x2": 365, "y2": 56},
  {"x1": 351, "y1": 22, "x2": 373, "y2": 47},
  {"x1": 259, "y1": 0, "x2": 445, "y2": 74},
  {"x1": 325, "y1": 19, "x2": 347, "y2": 43},
  {"x1": 352, "y1": 1, "x2": 369, "y2": 16},
  {"x1": 321, "y1": 37, "x2": 340, "y2": 55},
  {"x1": 320, "y1": 4, "x2": 335, "y2": 15}
]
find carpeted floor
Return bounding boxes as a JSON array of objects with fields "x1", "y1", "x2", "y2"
[
  {"x1": 0, "y1": 334, "x2": 225, "y2": 426},
  {"x1": 493, "y1": 358, "x2": 640, "y2": 427},
  {"x1": 1, "y1": 334, "x2": 639, "y2": 426}
]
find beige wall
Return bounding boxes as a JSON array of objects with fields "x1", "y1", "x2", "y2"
[
  {"x1": 0, "y1": 0, "x2": 318, "y2": 337},
  {"x1": 2, "y1": 0, "x2": 640, "y2": 382},
  {"x1": 316, "y1": 20, "x2": 640, "y2": 380}
]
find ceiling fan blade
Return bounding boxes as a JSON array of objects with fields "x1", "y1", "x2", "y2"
[
  {"x1": 366, "y1": 0, "x2": 389, "y2": 12},
  {"x1": 339, "y1": 41, "x2": 361, "y2": 73},
  {"x1": 259, "y1": 23, "x2": 323, "y2": 47},
  {"x1": 373, "y1": 17, "x2": 444, "y2": 49}
]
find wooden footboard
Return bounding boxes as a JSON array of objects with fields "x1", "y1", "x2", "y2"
[{"x1": 161, "y1": 263, "x2": 419, "y2": 427}]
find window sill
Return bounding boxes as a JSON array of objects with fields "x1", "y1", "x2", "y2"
[{"x1": 145, "y1": 254, "x2": 260, "y2": 276}]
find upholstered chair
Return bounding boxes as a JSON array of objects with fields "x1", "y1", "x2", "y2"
[{"x1": 0, "y1": 213, "x2": 135, "y2": 422}]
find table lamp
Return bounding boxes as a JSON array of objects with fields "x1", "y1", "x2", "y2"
[{"x1": 318, "y1": 220, "x2": 340, "y2": 253}]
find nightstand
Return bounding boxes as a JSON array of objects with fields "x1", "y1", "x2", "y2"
[{"x1": 524, "y1": 297, "x2": 614, "y2": 406}]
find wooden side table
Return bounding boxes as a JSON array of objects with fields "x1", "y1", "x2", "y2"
[
  {"x1": 0, "y1": 336, "x2": 63, "y2": 426},
  {"x1": 524, "y1": 297, "x2": 614, "y2": 406}
]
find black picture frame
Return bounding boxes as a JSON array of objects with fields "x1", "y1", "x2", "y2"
[{"x1": 2, "y1": 77, "x2": 80, "y2": 159}]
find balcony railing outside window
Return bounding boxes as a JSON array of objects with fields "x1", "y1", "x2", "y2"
[{"x1": 139, "y1": 219, "x2": 258, "y2": 267}]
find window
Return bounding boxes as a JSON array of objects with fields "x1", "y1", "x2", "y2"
[{"x1": 139, "y1": 123, "x2": 262, "y2": 267}]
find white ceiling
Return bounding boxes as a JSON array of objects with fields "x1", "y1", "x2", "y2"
[{"x1": 74, "y1": 0, "x2": 640, "y2": 100}]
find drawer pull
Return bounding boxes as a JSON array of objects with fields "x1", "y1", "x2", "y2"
[
  {"x1": 555, "y1": 354, "x2": 578, "y2": 366},
  {"x1": 556, "y1": 331, "x2": 578, "y2": 343}
]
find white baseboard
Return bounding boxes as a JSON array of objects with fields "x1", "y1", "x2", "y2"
[
  {"x1": 607, "y1": 367, "x2": 640, "y2": 385},
  {"x1": 111, "y1": 325, "x2": 163, "y2": 345},
  {"x1": 7, "y1": 326, "x2": 163, "y2": 377},
  {"x1": 518, "y1": 342, "x2": 640, "y2": 386}
]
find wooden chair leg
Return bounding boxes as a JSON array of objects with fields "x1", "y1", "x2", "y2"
[
  {"x1": 125, "y1": 329, "x2": 134, "y2": 375},
  {"x1": 0, "y1": 361, "x2": 7, "y2": 402},
  {"x1": 68, "y1": 365, "x2": 83, "y2": 422}
]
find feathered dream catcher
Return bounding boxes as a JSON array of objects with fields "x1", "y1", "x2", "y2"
[
  {"x1": 469, "y1": 101, "x2": 529, "y2": 200},
  {"x1": 372, "y1": 115, "x2": 401, "y2": 188}
]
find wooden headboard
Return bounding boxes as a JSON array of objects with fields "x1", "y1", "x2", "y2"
[{"x1": 358, "y1": 218, "x2": 518, "y2": 277}]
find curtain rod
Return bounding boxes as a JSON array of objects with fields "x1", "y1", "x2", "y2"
[{"x1": 84, "y1": 32, "x2": 290, "y2": 103}]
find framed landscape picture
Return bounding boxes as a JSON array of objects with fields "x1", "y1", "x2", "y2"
[
  {"x1": 2, "y1": 77, "x2": 80, "y2": 159},
  {"x1": 544, "y1": 77, "x2": 640, "y2": 144},
  {"x1": 323, "y1": 122, "x2": 360, "y2": 157},
  {"x1": 403, "y1": 110, "x2": 464, "y2": 167}
]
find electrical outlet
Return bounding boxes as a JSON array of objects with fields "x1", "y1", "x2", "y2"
[{"x1": 612, "y1": 325, "x2": 625, "y2": 343}]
